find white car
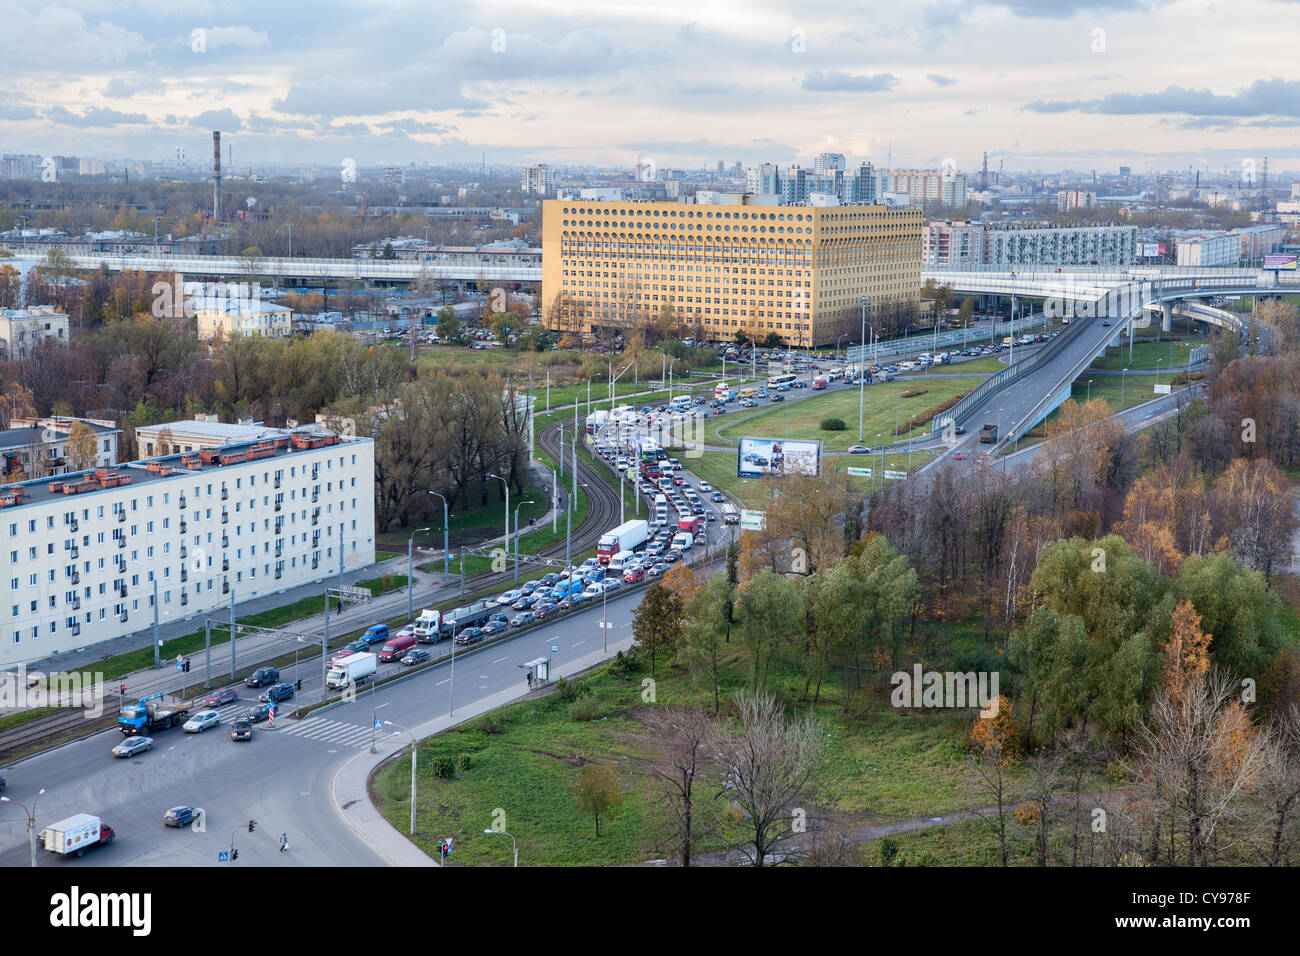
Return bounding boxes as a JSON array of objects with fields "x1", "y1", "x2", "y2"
[
  {"x1": 601, "y1": 578, "x2": 623, "y2": 592},
  {"x1": 112, "y1": 736, "x2": 154, "y2": 758},
  {"x1": 496, "y1": 589, "x2": 523, "y2": 605},
  {"x1": 183, "y1": 710, "x2": 221, "y2": 733},
  {"x1": 697, "y1": 482, "x2": 713, "y2": 492}
]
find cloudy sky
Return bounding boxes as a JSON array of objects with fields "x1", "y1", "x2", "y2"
[{"x1": 2, "y1": 0, "x2": 1298, "y2": 176}]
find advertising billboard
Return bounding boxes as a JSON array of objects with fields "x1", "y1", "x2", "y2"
[
  {"x1": 1137, "y1": 242, "x2": 1162, "y2": 259},
  {"x1": 1263, "y1": 254, "x2": 1298, "y2": 271},
  {"x1": 737, "y1": 437, "x2": 822, "y2": 478}
]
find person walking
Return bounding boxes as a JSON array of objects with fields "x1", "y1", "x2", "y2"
[{"x1": 280, "y1": 832, "x2": 289, "y2": 853}]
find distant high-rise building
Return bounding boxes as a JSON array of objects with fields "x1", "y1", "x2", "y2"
[
  {"x1": 382, "y1": 166, "x2": 403, "y2": 187},
  {"x1": 814, "y1": 152, "x2": 846, "y2": 175},
  {"x1": 521, "y1": 164, "x2": 555, "y2": 195},
  {"x1": 890, "y1": 168, "x2": 967, "y2": 207},
  {"x1": 1155, "y1": 174, "x2": 1175, "y2": 203},
  {"x1": 1119, "y1": 166, "x2": 1132, "y2": 181},
  {"x1": 716, "y1": 160, "x2": 725, "y2": 177},
  {"x1": 1056, "y1": 189, "x2": 1097, "y2": 212},
  {"x1": 745, "y1": 163, "x2": 780, "y2": 196}
]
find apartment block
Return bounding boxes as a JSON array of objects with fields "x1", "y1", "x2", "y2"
[
  {"x1": 541, "y1": 199, "x2": 922, "y2": 347},
  {"x1": 0, "y1": 306, "x2": 69, "y2": 359},
  {"x1": 0, "y1": 433, "x2": 375, "y2": 667},
  {"x1": 195, "y1": 299, "x2": 292, "y2": 341},
  {"x1": 0, "y1": 418, "x2": 120, "y2": 481}
]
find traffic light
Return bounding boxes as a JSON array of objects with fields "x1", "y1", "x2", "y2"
[
  {"x1": 248, "y1": 820, "x2": 256, "y2": 833},
  {"x1": 230, "y1": 849, "x2": 239, "y2": 861},
  {"x1": 184, "y1": 658, "x2": 191, "y2": 673},
  {"x1": 120, "y1": 684, "x2": 126, "y2": 695}
]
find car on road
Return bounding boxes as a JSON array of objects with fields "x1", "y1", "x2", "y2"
[
  {"x1": 230, "y1": 718, "x2": 253, "y2": 742},
  {"x1": 882, "y1": 374, "x2": 896, "y2": 382},
  {"x1": 482, "y1": 620, "x2": 509, "y2": 636},
  {"x1": 258, "y1": 682, "x2": 295, "y2": 704},
  {"x1": 488, "y1": 612, "x2": 509, "y2": 625},
  {"x1": 112, "y1": 736, "x2": 153, "y2": 758},
  {"x1": 540, "y1": 572, "x2": 561, "y2": 586},
  {"x1": 647, "y1": 562, "x2": 670, "y2": 577},
  {"x1": 705, "y1": 510, "x2": 717, "y2": 521},
  {"x1": 511, "y1": 595, "x2": 539, "y2": 610},
  {"x1": 663, "y1": 549, "x2": 681, "y2": 564},
  {"x1": 534, "y1": 602, "x2": 560, "y2": 619},
  {"x1": 691, "y1": 503, "x2": 705, "y2": 514},
  {"x1": 711, "y1": 491, "x2": 726, "y2": 502},
  {"x1": 770, "y1": 393, "x2": 785, "y2": 402},
  {"x1": 645, "y1": 541, "x2": 666, "y2": 558},
  {"x1": 246, "y1": 702, "x2": 273, "y2": 723},
  {"x1": 455, "y1": 627, "x2": 486, "y2": 646},
  {"x1": 512, "y1": 611, "x2": 536, "y2": 627},
  {"x1": 1102, "y1": 319, "x2": 1110, "y2": 326},
  {"x1": 519, "y1": 580, "x2": 541, "y2": 596},
  {"x1": 849, "y1": 445, "x2": 869, "y2": 454},
  {"x1": 495, "y1": 589, "x2": 523, "y2": 606},
  {"x1": 164, "y1": 806, "x2": 200, "y2": 828},
  {"x1": 601, "y1": 577, "x2": 623, "y2": 592},
  {"x1": 400, "y1": 648, "x2": 431, "y2": 666},
  {"x1": 183, "y1": 710, "x2": 221, "y2": 733},
  {"x1": 393, "y1": 625, "x2": 415, "y2": 640},
  {"x1": 244, "y1": 666, "x2": 279, "y2": 688},
  {"x1": 954, "y1": 425, "x2": 967, "y2": 435},
  {"x1": 202, "y1": 688, "x2": 240, "y2": 708},
  {"x1": 360, "y1": 624, "x2": 389, "y2": 645},
  {"x1": 623, "y1": 568, "x2": 646, "y2": 584},
  {"x1": 697, "y1": 481, "x2": 713, "y2": 492}
]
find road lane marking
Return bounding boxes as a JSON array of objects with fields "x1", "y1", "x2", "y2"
[
  {"x1": 436, "y1": 679, "x2": 450, "y2": 686},
  {"x1": 493, "y1": 656, "x2": 508, "y2": 663}
]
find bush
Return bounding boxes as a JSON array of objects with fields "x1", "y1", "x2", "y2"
[
  {"x1": 820, "y1": 417, "x2": 847, "y2": 431},
  {"x1": 431, "y1": 755, "x2": 456, "y2": 779},
  {"x1": 569, "y1": 697, "x2": 601, "y2": 722},
  {"x1": 556, "y1": 677, "x2": 592, "y2": 702},
  {"x1": 455, "y1": 752, "x2": 474, "y2": 772},
  {"x1": 607, "y1": 649, "x2": 635, "y2": 680},
  {"x1": 476, "y1": 713, "x2": 504, "y2": 735}
]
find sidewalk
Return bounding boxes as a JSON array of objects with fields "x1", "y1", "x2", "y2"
[{"x1": 328, "y1": 633, "x2": 637, "y2": 866}]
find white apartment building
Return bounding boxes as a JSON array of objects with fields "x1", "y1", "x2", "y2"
[
  {"x1": 195, "y1": 299, "x2": 292, "y2": 342},
  {"x1": 135, "y1": 416, "x2": 327, "y2": 461},
  {"x1": 0, "y1": 306, "x2": 69, "y2": 359},
  {"x1": 922, "y1": 221, "x2": 986, "y2": 267},
  {"x1": 1056, "y1": 189, "x2": 1097, "y2": 212},
  {"x1": 0, "y1": 417, "x2": 119, "y2": 480},
  {"x1": 520, "y1": 164, "x2": 555, "y2": 196},
  {"x1": 1173, "y1": 232, "x2": 1239, "y2": 267},
  {"x1": 890, "y1": 169, "x2": 967, "y2": 207},
  {"x1": 984, "y1": 224, "x2": 1137, "y2": 266},
  {"x1": 0, "y1": 433, "x2": 375, "y2": 667}
]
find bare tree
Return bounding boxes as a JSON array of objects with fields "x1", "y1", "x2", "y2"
[
  {"x1": 1254, "y1": 705, "x2": 1300, "y2": 866},
  {"x1": 644, "y1": 705, "x2": 716, "y2": 867},
  {"x1": 715, "y1": 690, "x2": 824, "y2": 867}
]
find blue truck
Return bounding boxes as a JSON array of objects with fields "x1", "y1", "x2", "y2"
[{"x1": 118, "y1": 693, "x2": 192, "y2": 735}]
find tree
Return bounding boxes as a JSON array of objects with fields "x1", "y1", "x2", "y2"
[
  {"x1": 1162, "y1": 599, "x2": 1212, "y2": 704},
  {"x1": 435, "y1": 306, "x2": 461, "y2": 343},
  {"x1": 572, "y1": 763, "x2": 623, "y2": 837},
  {"x1": 1255, "y1": 706, "x2": 1300, "y2": 866},
  {"x1": 65, "y1": 421, "x2": 99, "y2": 471},
  {"x1": 1212, "y1": 458, "x2": 1294, "y2": 583},
  {"x1": 679, "y1": 571, "x2": 732, "y2": 713},
  {"x1": 970, "y1": 697, "x2": 1021, "y2": 866},
  {"x1": 733, "y1": 569, "x2": 805, "y2": 693},
  {"x1": 0, "y1": 264, "x2": 21, "y2": 309},
  {"x1": 631, "y1": 581, "x2": 684, "y2": 678},
  {"x1": 644, "y1": 705, "x2": 716, "y2": 866},
  {"x1": 715, "y1": 690, "x2": 824, "y2": 867},
  {"x1": 0, "y1": 381, "x2": 36, "y2": 429}
]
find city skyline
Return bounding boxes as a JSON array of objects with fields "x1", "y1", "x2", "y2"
[{"x1": 1, "y1": 0, "x2": 1298, "y2": 174}]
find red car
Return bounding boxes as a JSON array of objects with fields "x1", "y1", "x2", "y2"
[
  {"x1": 202, "y1": 687, "x2": 240, "y2": 707},
  {"x1": 623, "y1": 568, "x2": 646, "y2": 584}
]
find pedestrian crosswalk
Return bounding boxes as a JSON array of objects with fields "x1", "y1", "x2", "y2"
[{"x1": 276, "y1": 716, "x2": 376, "y2": 748}]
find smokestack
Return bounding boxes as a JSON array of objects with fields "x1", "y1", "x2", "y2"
[{"x1": 213, "y1": 131, "x2": 222, "y2": 221}]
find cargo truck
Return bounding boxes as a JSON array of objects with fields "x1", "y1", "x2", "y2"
[
  {"x1": 979, "y1": 423, "x2": 998, "y2": 443},
  {"x1": 43, "y1": 814, "x2": 115, "y2": 857},
  {"x1": 118, "y1": 693, "x2": 191, "y2": 735},
  {"x1": 414, "y1": 601, "x2": 495, "y2": 641},
  {"x1": 677, "y1": 514, "x2": 704, "y2": 535},
  {"x1": 597, "y1": 519, "x2": 649, "y2": 563},
  {"x1": 325, "y1": 651, "x2": 377, "y2": 690}
]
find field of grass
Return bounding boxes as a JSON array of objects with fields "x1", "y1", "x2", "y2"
[
  {"x1": 372, "y1": 640, "x2": 1000, "y2": 866},
  {"x1": 1068, "y1": 373, "x2": 1184, "y2": 413},
  {"x1": 684, "y1": 450, "x2": 923, "y2": 509},
  {"x1": 1089, "y1": 336, "x2": 1207, "y2": 371},
  {"x1": 708, "y1": 379, "x2": 977, "y2": 450},
  {"x1": 378, "y1": 484, "x2": 552, "y2": 553}
]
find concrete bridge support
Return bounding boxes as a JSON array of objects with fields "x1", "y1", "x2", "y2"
[{"x1": 1161, "y1": 300, "x2": 1173, "y2": 333}]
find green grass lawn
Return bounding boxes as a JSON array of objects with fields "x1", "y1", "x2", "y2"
[
  {"x1": 707, "y1": 379, "x2": 977, "y2": 450},
  {"x1": 1068, "y1": 373, "x2": 1185, "y2": 413},
  {"x1": 685, "y1": 450, "x2": 923, "y2": 509},
  {"x1": 1089, "y1": 336, "x2": 1207, "y2": 371},
  {"x1": 372, "y1": 638, "x2": 1004, "y2": 866},
  {"x1": 378, "y1": 484, "x2": 552, "y2": 553}
]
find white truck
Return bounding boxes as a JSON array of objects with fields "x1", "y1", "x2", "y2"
[
  {"x1": 326, "y1": 651, "x2": 377, "y2": 690},
  {"x1": 597, "y1": 519, "x2": 649, "y2": 563},
  {"x1": 44, "y1": 814, "x2": 114, "y2": 857},
  {"x1": 671, "y1": 531, "x2": 695, "y2": 552},
  {"x1": 413, "y1": 608, "x2": 441, "y2": 640}
]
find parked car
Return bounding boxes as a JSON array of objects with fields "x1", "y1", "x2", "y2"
[
  {"x1": 164, "y1": 806, "x2": 200, "y2": 828},
  {"x1": 258, "y1": 682, "x2": 295, "y2": 704},
  {"x1": 244, "y1": 667, "x2": 279, "y2": 688},
  {"x1": 401, "y1": 648, "x2": 431, "y2": 666},
  {"x1": 112, "y1": 736, "x2": 153, "y2": 758},
  {"x1": 201, "y1": 688, "x2": 240, "y2": 708},
  {"x1": 183, "y1": 710, "x2": 221, "y2": 733},
  {"x1": 230, "y1": 718, "x2": 253, "y2": 742}
]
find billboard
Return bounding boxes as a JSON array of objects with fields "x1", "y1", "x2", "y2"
[
  {"x1": 1263, "y1": 254, "x2": 1298, "y2": 271},
  {"x1": 1136, "y1": 242, "x2": 1162, "y2": 259},
  {"x1": 737, "y1": 437, "x2": 822, "y2": 478}
]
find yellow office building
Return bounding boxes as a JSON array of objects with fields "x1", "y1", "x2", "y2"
[{"x1": 541, "y1": 199, "x2": 922, "y2": 347}]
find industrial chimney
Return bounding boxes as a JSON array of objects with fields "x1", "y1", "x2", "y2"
[{"x1": 213, "y1": 131, "x2": 222, "y2": 221}]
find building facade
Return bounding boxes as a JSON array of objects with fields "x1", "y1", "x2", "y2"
[
  {"x1": 0, "y1": 418, "x2": 120, "y2": 481},
  {"x1": 983, "y1": 224, "x2": 1137, "y2": 266},
  {"x1": 541, "y1": 199, "x2": 922, "y2": 347},
  {"x1": 922, "y1": 221, "x2": 986, "y2": 267},
  {"x1": 134, "y1": 417, "x2": 331, "y2": 462},
  {"x1": 195, "y1": 299, "x2": 293, "y2": 341},
  {"x1": 1173, "y1": 232, "x2": 1239, "y2": 267},
  {"x1": 0, "y1": 306, "x2": 69, "y2": 359},
  {"x1": 1056, "y1": 189, "x2": 1097, "y2": 212},
  {"x1": 521, "y1": 164, "x2": 555, "y2": 196},
  {"x1": 889, "y1": 169, "x2": 967, "y2": 207},
  {"x1": 0, "y1": 434, "x2": 375, "y2": 667}
]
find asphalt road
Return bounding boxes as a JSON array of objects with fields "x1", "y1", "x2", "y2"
[{"x1": 0, "y1": 586, "x2": 646, "y2": 868}]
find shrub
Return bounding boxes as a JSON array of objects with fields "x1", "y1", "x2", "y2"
[
  {"x1": 557, "y1": 677, "x2": 592, "y2": 702},
  {"x1": 569, "y1": 697, "x2": 601, "y2": 722},
  {"x1": 820, "y1": 417, "x2": 847, "y2": 431},
  {"x1": 476, "y1": 713, "x2": 504, "y2": 735},
  {"x1": 607, "y1": 649, "x2": 635, "y2": 680},
  {"x1": 431, "y1": 755, "x2": 456, "y2": 779},
  {"x1": 455, "y1": 752, "x2": 474, "y2": 771}
]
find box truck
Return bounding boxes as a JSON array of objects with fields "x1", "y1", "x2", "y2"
[
  {"x1": 326, "y1": 651, "x2": 377, "y2": 690},
  {"x1": 43, "y1": 814, "x2": 115, "y2": 857},
  {"x1": 597, "y1": 519, "x2": 649, "y2": 563}
]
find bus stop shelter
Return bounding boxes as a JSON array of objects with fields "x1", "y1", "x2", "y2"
[{"x1": 521, "y1": 657, "x2": 550, "y2": 689}]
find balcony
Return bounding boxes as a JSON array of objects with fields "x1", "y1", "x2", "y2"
[
  {"x1": 274, "y1": 544, "x2": 283, "y2": 558},
  {"x1": 180, "y1": 593, "x2": 188, "y2": 606},
  {"x1": 180, "y1": 545, "x2": 187, "y2": 559},
  {"x1": 221, "y1": 534, "x2": 229, "y2": 548},
  {"x1": 222, "y1": 581, "x2": 229, "y2": 595},
  {"x1": 70, "y1": 546, "x2": 78, "y2": 559},
  {"x1": 180, "y1": 568, "x2": 188, "y2": 583},
  {"x1": 117, "y1": 510, "x2": 125, "y2": 523},
  {"x1": 274, "y1": 501, "x2": 281, "y2": 513},
  {"x1": 274, "y1": 477, "x2": 281, "y2": 490},
  {"x1": 274, "y1": 570, "x2": 282, "y2": 580},
  {"x1": 221, "y1": 488, "x2": 228, "y2": 501},
  {"x1": 311, "y1": 492, "x2": 319, "y2": 503},
  {"x1": 311, "y1": 560, "x2": 319, "y2": 570},
  {"x1": 70, "y1": 519, "x2": 78, "y2": 532},
  {"x1": 71, "y1": 623, "x2": 80, "y2": 636},
  {"x1": 222, "y1": 558, "x2": 229, "y2": 572},
  {"x1": 117, "y1": 537, "x2": 126, "y2": 549},
  {"x1": 119, "y1": 585, "x2": 127, "y2": 598},
  {"x1": 180, "y1": 521, "x2": 187, "y2": 534},
  {"x1": 274, "y1": 518, "x2": 283, "y2": 534},
  {"x1": 179, "y1": 497, "x2": 186, "y2": 509},
  {"x1": 119, "y1": 611, "x2": 128, "y2": 623},
  {"x1": 221, "y1": 512, "x2": 228, "y2": 525},
  {"x1": 71, "y1": 572, "x2": 79, "y2": 585},
  {"x1": 72, "y1": 597, "x2": 80, "y2": 610}
]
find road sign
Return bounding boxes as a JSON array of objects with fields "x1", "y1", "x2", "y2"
[
  {"x1": 599, "y1": 621, "x2": 614, "y2": 629},
  {"x1": 846, "y1": 467, "x2": 873, "y2": 477},
  {"x1": 218, "y1": 851, "x2": 229, "y2": 862},
  {"x1": 551, "y1": 643, "x2": 558, "y2": 653},
  {"x1": 1153, "y1": 383, "x2": 1172, "y2": 395},
  {"x1": 740, "y1": 509, "x2": 765, "y2": 531},
  {"x1": 332, "y1": 585, "x2": 372, "y2": 605},
  {"x1": 374, "y1": 719, "x2": 382, "y2": 729},
  {"x1": 884, "y1": 470, "x2": 908, "y2": 480}
]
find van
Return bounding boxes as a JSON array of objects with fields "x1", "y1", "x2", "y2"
[
  {"x1": 360, "y1": 624, "x2": 388, "y2": 645},
  {"x1": 607, "y1": 551, "x2": 636, "y2": 572},
  {"x1": 671, "y1": 532, "x2": 694, "y2": 552},
  {"x1": 378, "y1": 633, "x2": 417, "y2": 662}
]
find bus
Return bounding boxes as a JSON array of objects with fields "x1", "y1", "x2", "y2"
[{"x1": 767, "y1": 373, "x2": 797, "y2": 388}]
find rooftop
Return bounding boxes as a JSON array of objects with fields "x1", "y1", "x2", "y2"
[
  {"x1": 0, "y1": 433, "x2": 369, "y2": 513},
  {"x1": 136, "y1": 419, "x2": 304, "y2": 445}
]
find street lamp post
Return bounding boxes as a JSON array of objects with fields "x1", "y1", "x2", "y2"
[
  {"x1": 513, "y1": 500, "x2": 535, "y2": 584},
  {"x1": 406, "y1": 527, "x2": 430, "y2": 623},
  {"x1": 428, "y1": 491, "x2": 450, "y2": 577},
  {"x1": 487, "y1": 473, "x2": 509, "y2": 560},
  {"x1": 859, "y1": 297, "x2": 868, "y2": 442},
  {"x1": 382, "y1": 721, "x2": 418, "y2": 836},
  {"x1": 483, "y1": 827, "x2": 518, "y2": 867},
  {"x1": 1087, "y1": 379, "x2": 1093, "y2": 403},
  {"x1": 1, "y1": 788, "x2": 45, "y2": 867}
]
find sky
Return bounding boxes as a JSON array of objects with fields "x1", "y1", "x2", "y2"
[{"x1": 1, "y1": 0, "x2": 1299, "y2": 177}]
